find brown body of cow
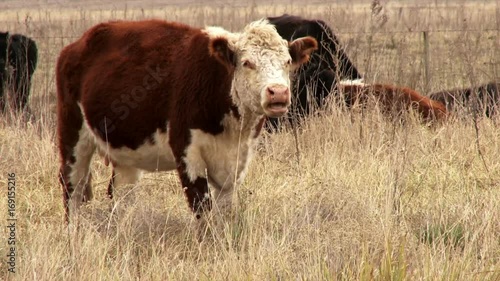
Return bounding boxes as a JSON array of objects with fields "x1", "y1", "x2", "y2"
[
  {"x1": 56, "y1": 19, "x2": 317, "y2": 221},
  {"x1": 339, "y1": 83, "x2": 448, "y2": 122}
]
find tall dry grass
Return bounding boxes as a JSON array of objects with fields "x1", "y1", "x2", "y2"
[{"x1": 0, "y1": 0, "x2": 499, "y2": 280}]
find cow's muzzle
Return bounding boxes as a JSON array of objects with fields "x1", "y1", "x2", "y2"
[{"x1": 263, "y1": 85, "x2": 291, "y2": 118}]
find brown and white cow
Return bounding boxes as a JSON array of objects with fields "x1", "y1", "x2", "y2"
[
  {"x1": 56, "y1": 19, "x2": 317, "y2": 221},
  {"x1": 338, "y1": 81, "x2": 448, "y2": 122}
]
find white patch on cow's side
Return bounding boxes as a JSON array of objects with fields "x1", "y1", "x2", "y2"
[
  {"x1": 339, "y1": 79, "x2": 366, "y2": 86},
  {"x1": 92, "y1": 127, "x2": 177, "y2": 173},
  {"x1": 81, "y1": 102, "x2": 177, "y2": 192},
  {"x1": 67, "y1": 121, "x2": 96, "y2": 213},
  {"x1": 78, "y1": 103, "x2": 176, "y2": 176},
  {"x1": 183, "y1": 112, "x2": 263, "y2": 211}
]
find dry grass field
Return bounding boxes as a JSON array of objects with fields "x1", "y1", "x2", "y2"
[{"x1": 1, "y1": 0, "x2": 499, "y2": 280}]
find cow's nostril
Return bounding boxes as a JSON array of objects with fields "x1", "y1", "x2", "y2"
[{"x1": 267, "y1": 86, "x2": 289, "y2": 97}]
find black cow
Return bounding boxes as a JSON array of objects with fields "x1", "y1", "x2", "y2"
[
  {"x1": 0, "y1": 32, "x2": 38, "y2": 113},
  {"x1": 267, "y1": 14, "x2": 363, "y2": 130},
  {"x1": 429, "y1": 82, "x2": 500, "y2": 117}
]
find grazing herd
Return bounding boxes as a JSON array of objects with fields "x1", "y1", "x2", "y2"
[{"x1": 1, "y1": 14, "x2": 499, "y2": 222}]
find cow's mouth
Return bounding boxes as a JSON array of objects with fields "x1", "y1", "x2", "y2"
[{"x1": 265, "y1": 102, "x2": 289, "y2": 117}]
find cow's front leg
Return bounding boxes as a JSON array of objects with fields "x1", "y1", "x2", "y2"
[
  {"x1": 170, "y1": 138, "x2": 210, "y2": 218},
  {"x1": 170, "y1": 129, "x2": 212, "y2": 218},
  {"x1": 176, "y1": 160, "x2": 212, "y2": 219}
]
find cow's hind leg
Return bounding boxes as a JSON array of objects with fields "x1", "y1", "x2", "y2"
[
  {"x1": 59, "y1": 118, "x2": 96, "y2": 220},
  {"x1": 68, "y1": 127, "x2": 95, "y2": 214}
]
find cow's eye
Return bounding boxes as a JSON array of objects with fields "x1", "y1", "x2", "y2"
[
  {"x1": 242, "y1": 60, "x2": 256, "y2": 69},
  {"x1": 286, "y1": 59, "x2": 292, "y2": 65}
]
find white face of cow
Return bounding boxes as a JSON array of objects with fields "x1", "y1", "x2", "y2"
[
  {"x1": 207, "y1": 20, "x2": 318, "y2": 118},
  {"x1": 231, "y1": 25, "x2": 293, "y2": 118}
]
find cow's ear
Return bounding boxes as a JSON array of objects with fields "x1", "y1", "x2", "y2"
[
  {"x1": 209, "y1": 37, "x2": 236, "y2": 70},
  {"x1": 289, "y1": 36, "x2": 318, "y2": 66}
]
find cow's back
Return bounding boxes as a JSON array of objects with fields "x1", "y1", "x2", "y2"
[
  {"x1": 267, "y1": 15, "x2": 308, "y2": 42},
  {"x1": 57, "y1": 20, "x2": 193, "y2": 101}
]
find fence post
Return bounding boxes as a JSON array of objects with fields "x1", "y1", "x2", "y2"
[{"x1": 422, "y1": 31, "x2": 430, "y2": 93}]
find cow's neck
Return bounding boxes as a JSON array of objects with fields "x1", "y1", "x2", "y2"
[
  {"x1": 229, "y1": 106, "x2": 265, "y2": 139},
  {"x1": 222, "y1": 94, "x2": 266, "y2": 142}
]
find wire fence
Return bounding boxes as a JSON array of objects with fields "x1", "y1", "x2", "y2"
[
  {"x1": 2, "y1": 6, "x2": 497, "y2": 93},
  {"x1": 3, "y1": 28, "x2": 491, "y2": 40}
]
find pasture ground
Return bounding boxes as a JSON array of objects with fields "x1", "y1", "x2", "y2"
[{"x1": 0, "y1": 0, "x2": 499, "y2": 280}]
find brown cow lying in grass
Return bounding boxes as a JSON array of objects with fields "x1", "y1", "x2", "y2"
[{"x1": 338, "y1": 82, "x2": 448, "y2": 122}]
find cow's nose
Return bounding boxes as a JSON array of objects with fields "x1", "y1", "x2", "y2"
[{"x1": 266, "y1": 85, "x2": 290, "y2": 99}]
